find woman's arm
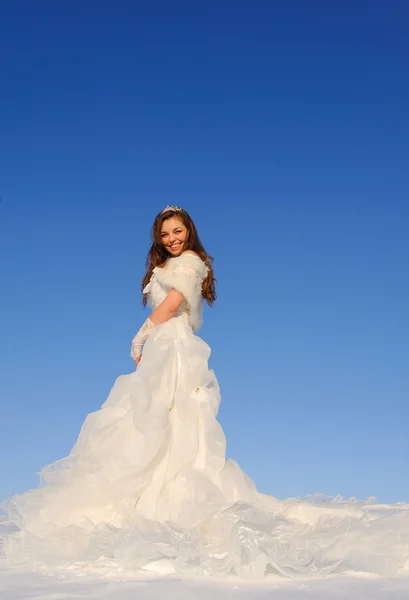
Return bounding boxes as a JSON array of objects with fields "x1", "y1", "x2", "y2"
[
  {"x1": 132, "y1": 252, "x2": 203, "y2": 364},
  {"x1": 149, "y1": 288, "x2": 184, "y2": 325},
  {"x1": 131, "y1": 289, "x2": 185, "y2": 365}
]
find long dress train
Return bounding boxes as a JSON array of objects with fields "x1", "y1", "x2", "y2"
[{"x1": 1, "y1": 253, "x2": 409, "y2": 580}]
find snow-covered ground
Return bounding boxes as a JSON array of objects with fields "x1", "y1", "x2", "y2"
[
  {"x1": 2, "y1": 515, "x2": 408, "y2": 599},
  {"x1": 1, "y1": 567, "x2": 409, "y2": 600}
]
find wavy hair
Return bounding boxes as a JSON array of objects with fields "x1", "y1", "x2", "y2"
[{"x1": 141, "y1": 208, "x2": 216, "y2": 307}]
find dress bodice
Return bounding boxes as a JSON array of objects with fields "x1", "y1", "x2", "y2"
[{"x1": 143, "y1": 252, "x2": 209, "y2": 332}]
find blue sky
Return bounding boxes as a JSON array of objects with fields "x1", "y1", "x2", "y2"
[{"x1": 0, "y1": 1, "x2": 408, "y2": 506}]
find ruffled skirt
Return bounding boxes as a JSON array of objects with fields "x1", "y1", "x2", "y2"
[{"x1": 2, "y1": 314, "x2": 409, "y2": 579}]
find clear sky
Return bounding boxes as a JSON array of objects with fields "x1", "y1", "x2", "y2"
[{"x1": 0, "y1": 1, "x2": 408, "y2": 506}]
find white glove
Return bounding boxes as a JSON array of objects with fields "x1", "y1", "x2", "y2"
[{"x1": 130, "y1": 317, "x2": 155, "y2": 360}]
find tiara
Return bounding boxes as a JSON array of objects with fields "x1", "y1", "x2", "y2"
[{"x1": 160, "y1": 205, "x2": 184, "y2": 214}]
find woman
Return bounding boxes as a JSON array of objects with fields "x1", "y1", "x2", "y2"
[{"x1": 2, "y1": 206, "x2": 409, "y2": 579}]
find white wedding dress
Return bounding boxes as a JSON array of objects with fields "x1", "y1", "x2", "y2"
[{"x1": 2, "y1": 253, "x2": 409, "y2": 580}]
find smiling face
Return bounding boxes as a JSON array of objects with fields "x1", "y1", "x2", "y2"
[{"x1": 160, "y1": 216, "x2": 188, "y2": 257}]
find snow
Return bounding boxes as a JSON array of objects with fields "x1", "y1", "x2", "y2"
[
  {"x1": 2, "y1": 512, "x2": 409, "y2": 598},
  {"x1": 1, "y1": 562, "x2": 408, "y2": 599}
]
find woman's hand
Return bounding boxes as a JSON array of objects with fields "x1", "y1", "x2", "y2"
[{"x1": 135, "y1": 354, "x2": 142, "y2": 366}]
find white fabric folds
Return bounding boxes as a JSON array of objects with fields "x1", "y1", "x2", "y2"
[{"x1": 1, "y1": 253, "x2": 409, "y2": 580}]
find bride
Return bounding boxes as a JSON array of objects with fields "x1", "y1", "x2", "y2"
[{"x1": 2, "y1": 206, "x2": 409, "y2": 580}]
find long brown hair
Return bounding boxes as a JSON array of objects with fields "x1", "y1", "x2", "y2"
[{"x1": 141, "y1": 208, "x2": 216, "y2": 307}]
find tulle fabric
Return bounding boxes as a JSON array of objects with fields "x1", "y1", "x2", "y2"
[{"x1": 2, "y1": 314, "x2": 409, "y2": 579}]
